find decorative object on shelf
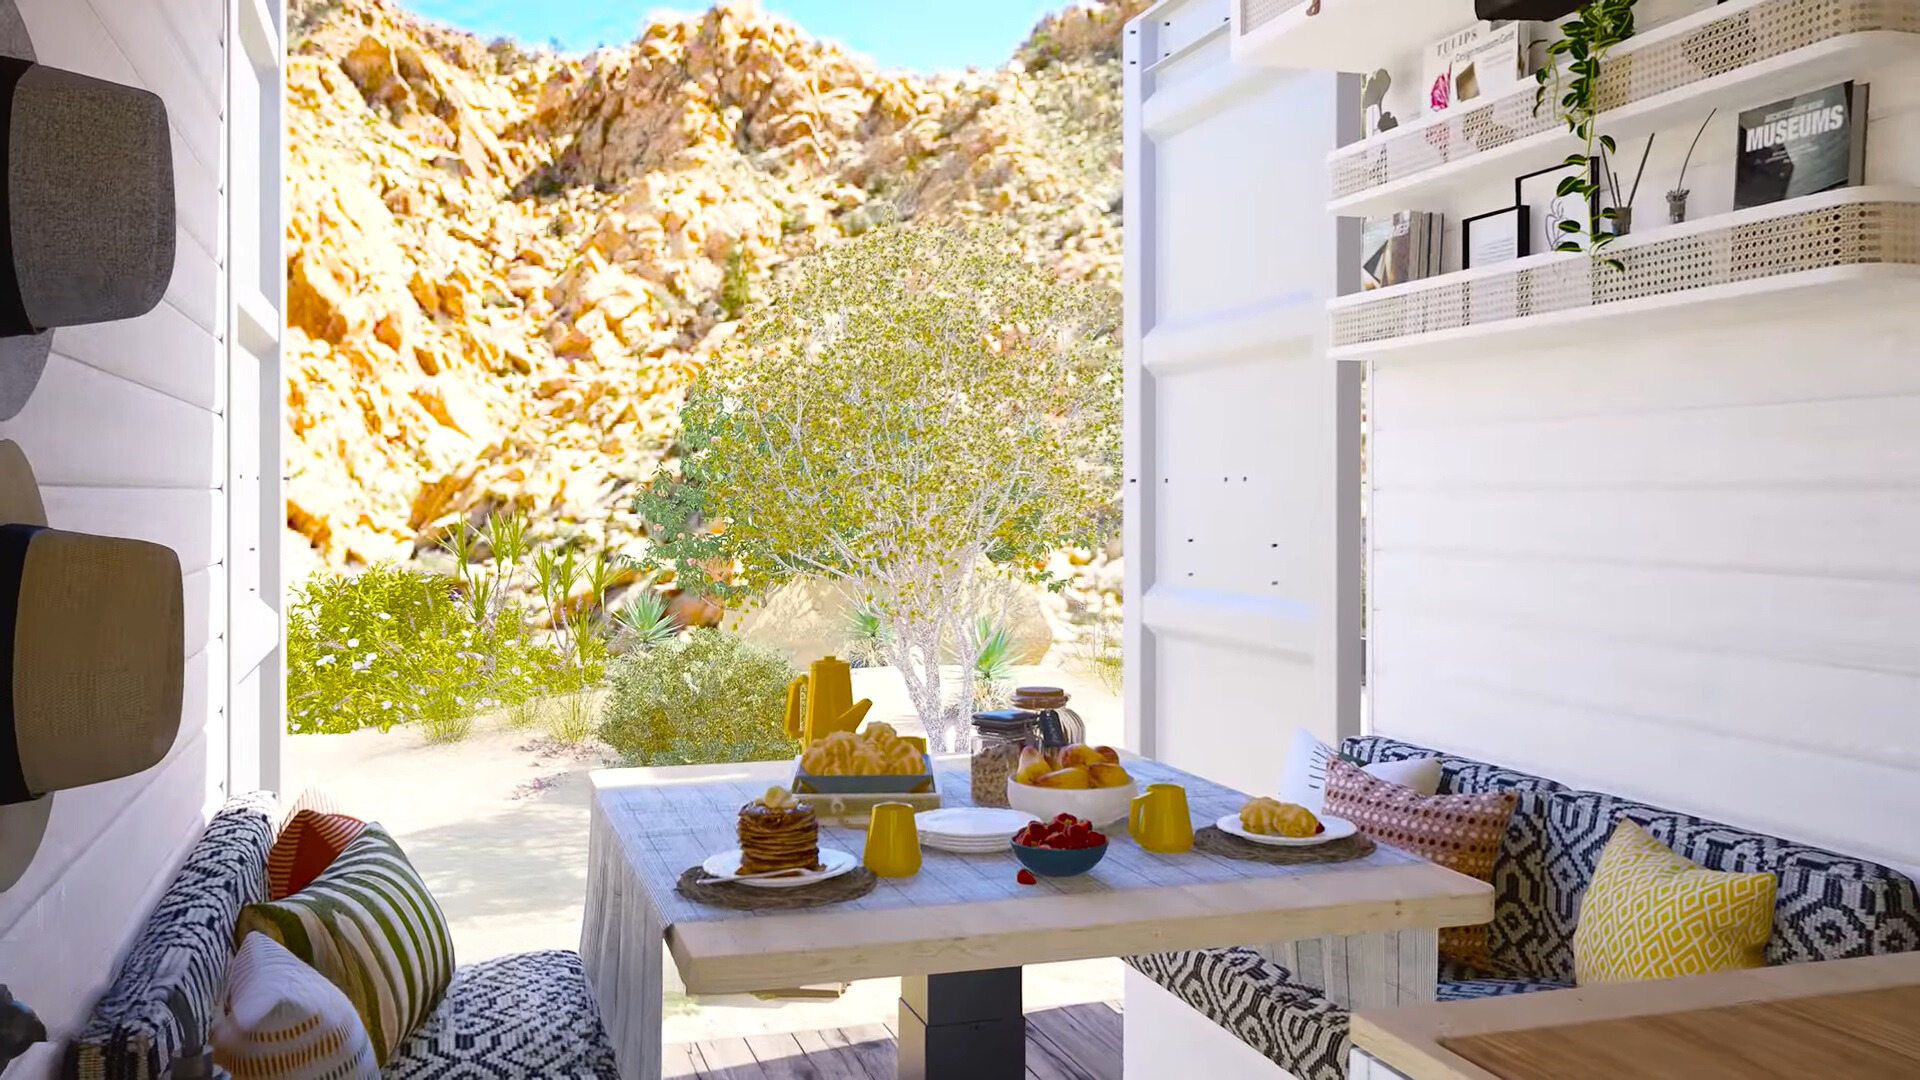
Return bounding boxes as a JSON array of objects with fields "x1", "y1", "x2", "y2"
[
  {"x1": 1425, "y1": 21, "x2": 1530, "y2": 116},
  {"x1": 1362, "y1": 211, "x2": 1443, "y2": 290},
  {"x1": 0, "y1": 2, "x2": 177, "y2": 422},
  {"x1": 1463, "y1": 204, "x2": 1530, "y2": 268},
  {"x1": 0, "y1": 985, "x2": 44, "y2": 1067},
  {"x1": 1668, "y1": 108, "x2": 1716, "y2": 223},
  {"x1": 1598, "y1": 133, "x2": 1654, "y2": 236},
  {"x1": 1359, "y1": 69, "x2": 1399, "y2": 136},
  {"x1": 1735, "y1": 82, "x2": 1867, "y2": 210},
  {"x1": 1532, "y1": 0, "x2": 1638, "y2": 269},
  {"x1": 1517, "y1": 160, "x2": 1599, "y2": 261},
  {"x1": 0, "y1": 440, "x2": 185, "y2": 807}
]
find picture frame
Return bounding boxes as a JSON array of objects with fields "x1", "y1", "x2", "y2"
[
  {"x1": 1462, "y1": 204, "x2": 1528, "y2": 269},
  {"x1": 1515, "y1": 159, "x2": 1601, "y2": 257}
]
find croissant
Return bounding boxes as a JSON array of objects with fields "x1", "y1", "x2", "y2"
[
  {"x1": 800, "y1": 724, "x2": 925, "y2": 776},
  {"x1": 1240, "y1": 797, "x2": 1321, "y2": 838}
]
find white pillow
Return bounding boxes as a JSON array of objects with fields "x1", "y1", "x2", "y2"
[
  {"x1": 213, "y1": 932, "x2": 380, "y2": 1080},
  {"x1": 1277, "y1": 728, "x2": 1440, "y2": 814}
]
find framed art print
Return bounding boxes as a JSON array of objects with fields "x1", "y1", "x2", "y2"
[
  {"x1": 1462, "y1": 204, "x2": 1528, "y2": 269},
  {"x1": 1516, "y1": 159, "x2": 1600, "y2": 256}
]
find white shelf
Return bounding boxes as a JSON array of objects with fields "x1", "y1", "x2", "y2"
[
  {"x1": 1327, "y1": 186, "x2": 1920, "y2": 360},
  {"x1": 1231, "y1": 0, "x2": 1476, "y2": 73},
  {"x1": 1326, "y1": 0, "x2": 1920, "y2": 218}
]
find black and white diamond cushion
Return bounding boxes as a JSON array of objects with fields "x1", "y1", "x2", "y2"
[
  {"x1": 385, "y1": 950, "x2": 620, "y2": 1080},
  {"x1": 64, "y1": 792, "x2": 276, "y2": 1080},
  {"x1": 1126, "y1": 949, "x2": 1349, "y2": 1080}
]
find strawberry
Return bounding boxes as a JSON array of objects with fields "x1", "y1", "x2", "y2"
[
  {"x1": 1017, "y1": 869, "x2": 1038, "y2": 885},
  {"x1": 1314, "y1": 822, "x2": 1326, "y2": 834}
]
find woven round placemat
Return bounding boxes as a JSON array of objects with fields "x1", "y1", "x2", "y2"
[
  {"x1": 1192, "y1": 825, "x2": 1375, "y2": 866},
  {"x1": 674, "y1": 865, "x2": 879, "y2": 910}
]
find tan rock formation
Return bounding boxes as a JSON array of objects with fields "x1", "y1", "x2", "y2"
[{"x1": 286, "y1": 0, "x2": 1136, "y2": 629}]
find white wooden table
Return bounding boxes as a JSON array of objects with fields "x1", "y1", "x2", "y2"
[{"x1": 581, "y1": 757, "x2": 1492, "y2": 1080}]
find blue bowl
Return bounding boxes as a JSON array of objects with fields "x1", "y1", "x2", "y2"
[{"x1": 1011, "y1": 838, "x2": 1109, "y2": 878}]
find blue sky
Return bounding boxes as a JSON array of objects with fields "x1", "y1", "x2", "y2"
[{"x1": 404, "y1": 1, "x2": 1068, "y2": 73}]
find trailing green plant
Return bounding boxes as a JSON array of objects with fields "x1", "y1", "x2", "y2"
[
  {"x1": 598, "y1": 629, "x2": 801, "y2": 766},
  {"x1": 1534, "y1": 0, "x2": 1637, "y2": 270}
]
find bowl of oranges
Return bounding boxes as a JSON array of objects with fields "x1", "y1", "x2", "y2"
[{"x1": 1005, "y1": 743, "x2": 1136, "y2": 827}]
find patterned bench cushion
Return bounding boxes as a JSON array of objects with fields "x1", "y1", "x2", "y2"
[
  {"x1": 1126, "y1": 949, "x2": 1349, "y2": 1080},
  {"x1": 385, "y1": 950, "x2": 619, "y2": 1080},
  {"x1": 1434, "y1": 959, "x2": 1570, "y2": 1001},
  {"x1": 1343, "y1": 736, "x2": 1567, "y2": 978},
  {"x1": 64, "y1": 792, "x2": 276, "y2": 1080},
  {"x1": 1344, "y1": 737, "x2": 1920, "y2": 984}
]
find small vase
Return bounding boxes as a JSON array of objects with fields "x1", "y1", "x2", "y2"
[
  {"x1": 1667, "y1": 189, "x2": 1690, "y2": 224},
  {"x1": 1606, "y1": 206, "x2": 1633, "y2": 237}
]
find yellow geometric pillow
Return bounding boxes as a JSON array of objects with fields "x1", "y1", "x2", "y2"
[{"x1": 1573, "y1": 820, "x2": 1776, "y2": 985}]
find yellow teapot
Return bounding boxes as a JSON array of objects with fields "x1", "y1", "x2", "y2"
[{"x1": 785, "y1": 656, "x2": 873, "y2": 744}]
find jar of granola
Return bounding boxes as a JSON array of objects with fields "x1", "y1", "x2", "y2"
[{"x1": 969, "y1": 710, "x2": 1037, "y2": 807}]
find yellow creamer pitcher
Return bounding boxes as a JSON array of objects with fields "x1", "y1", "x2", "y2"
[{"x1": 784, "y1": 655, "x2": 874, "y2": 744}]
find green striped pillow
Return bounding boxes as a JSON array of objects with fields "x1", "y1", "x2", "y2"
[{"x1": 234, "y1": 823, "x2": 454, "y2": 1064}]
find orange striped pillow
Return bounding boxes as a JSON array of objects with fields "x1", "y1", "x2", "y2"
[{"x1": 268, "y1": 809, "x2": 366, "y2": 900}]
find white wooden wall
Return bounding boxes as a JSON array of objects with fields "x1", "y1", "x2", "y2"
[
  {"x1": 1123, "y1": 0, "x2": 1363, "y2": 798},
  {"x1": 1366, "y1": 66, "x2": 1920, "y2": 873},
  {"x1": 0, "y1": 0, "x2": 283, "y2": 1072}
]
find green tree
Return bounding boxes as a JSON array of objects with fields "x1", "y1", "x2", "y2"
[{"x1": 636, "y1": 225, "x2": 1120, "y2": 749}]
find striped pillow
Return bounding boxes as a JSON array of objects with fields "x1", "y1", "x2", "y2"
[
  {"x1": 235, "y1": 824, "x2": 454, "y2": 1064},
  {"x1": 268, "y1": 809, "x2": 367, "y2": 899},
  {"x1": 212, "y1": 932, "x2": 379, "y2": 1080}
]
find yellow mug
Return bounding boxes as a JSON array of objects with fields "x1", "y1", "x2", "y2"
[
  {"x1": 863, "y1": 801, "x2": 922, "y2": 877},
  {"x1": 1129, "y1": 783, "x2": 1193, "y2": 853}
]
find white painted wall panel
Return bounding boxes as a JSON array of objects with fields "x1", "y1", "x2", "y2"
[
  {"x1": 1124, "y1": 0, "x2": 1361, "y2": 798},
  {"x1": 1370, "y1": 307, "x2": 1920, "y2": 872},
  {"x1": 0, "y1": 0, "x2": 249, "y2": 1073}
]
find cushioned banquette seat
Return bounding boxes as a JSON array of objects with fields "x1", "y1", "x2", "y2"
[
  {"x1": 62, "y1": 792, "x2": 620, "y2": 1079},
  {"x1": 1125, "y1": 736, "x2": 1920, "y2": 1080}
]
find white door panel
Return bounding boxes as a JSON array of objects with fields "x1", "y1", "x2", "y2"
[{"x1": 1124, "y1": 0, "x2": 1360, "y2": 796}]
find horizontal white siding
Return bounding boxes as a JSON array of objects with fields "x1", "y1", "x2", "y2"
[
  {"x1": 1368, "y1": 300, "x2": 1920, "y2": 873},
  {"x1": 0, "y1": 0, "x2": 232, "y2": 1073}
]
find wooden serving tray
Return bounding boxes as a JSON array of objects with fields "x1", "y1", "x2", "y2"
[{"x1": 793, "y1": 785, "x2": 942, "y2": 826}]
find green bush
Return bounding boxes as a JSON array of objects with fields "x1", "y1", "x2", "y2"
[
  {"x1": 598, "y1": 629, "x2": 800, "y2": 766},
  {"x1": 287, "y1": 565, "x2": 548, "y2": 736}
]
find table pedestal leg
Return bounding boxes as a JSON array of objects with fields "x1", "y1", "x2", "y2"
[{"x1": 898, "y1": 968, "x2": 1025, "y2": 1080}]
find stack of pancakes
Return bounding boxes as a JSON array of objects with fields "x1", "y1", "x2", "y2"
[{"x1": 738, "y1": 793, "x2": 822, "y2": 875}]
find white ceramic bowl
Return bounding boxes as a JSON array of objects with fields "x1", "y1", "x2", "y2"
[{"x1": 1006, "y1": 776, "x2": 1138, "y2": 828}]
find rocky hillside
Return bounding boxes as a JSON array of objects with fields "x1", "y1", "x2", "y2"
[{"x1": 285, "y1": 0, "x2": 1137, "y2": 604}]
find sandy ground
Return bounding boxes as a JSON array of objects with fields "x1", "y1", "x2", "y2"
[{"x1": 282, "y1": 663, "x2": 1125, "y2": 1042}]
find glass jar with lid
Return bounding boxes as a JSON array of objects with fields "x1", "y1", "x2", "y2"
[
  {"x1": 969, "y1": 709, "x2": 1037, "y2": 807},
  {"x1": 1010, "y1": 686, "x2": 1086, "y2": 747}
]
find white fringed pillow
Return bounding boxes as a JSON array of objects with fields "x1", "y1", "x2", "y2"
[
  {"x1": 212, "y1": 932, "x2": 379, "y2": 1080},
  {"x1": 1278, "y1": 727, "x2": 1441, "y2": 813}
]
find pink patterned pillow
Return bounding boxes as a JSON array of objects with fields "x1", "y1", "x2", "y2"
[{"x1": 1324, "y1": 757, "x2": 1516, "y2": 968}]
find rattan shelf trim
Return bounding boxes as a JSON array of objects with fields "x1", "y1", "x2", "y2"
[{"x1": 1327, "y1": 187, "x2": 1920, "y2": 358}]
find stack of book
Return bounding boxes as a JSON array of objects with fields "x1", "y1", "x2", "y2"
[{"x1": 1361, "y1": 211, "x2": 1443, "y2": 291}]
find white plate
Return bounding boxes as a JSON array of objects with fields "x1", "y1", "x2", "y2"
[
  {"x1": 1215, "y1": 813, "x2": 1357, "y2": 847},
  {"x1": 916, "y1": 807, "x2": 1031, "y2": 852},
  {"x1": 701, "y1": 847, "x2": 860, "y2": 888}
]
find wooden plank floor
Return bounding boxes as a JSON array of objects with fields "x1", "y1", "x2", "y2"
[{"x1": 664, "y1": 1002, "x2": 1125, "y2": 1080}]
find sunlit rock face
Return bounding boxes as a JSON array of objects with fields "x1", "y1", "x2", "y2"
[{"x1": 285, "y1": 0, "x2": 1135, "y2": 635}]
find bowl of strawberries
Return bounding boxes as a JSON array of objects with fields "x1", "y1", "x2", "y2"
[{"x1": 1010, "y1": 814, "x2": 1109, "y2": 878}]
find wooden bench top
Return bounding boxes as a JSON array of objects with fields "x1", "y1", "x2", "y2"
[{"x1": 1352, "y1": 952, "x2": 1920, "y2": 1080}]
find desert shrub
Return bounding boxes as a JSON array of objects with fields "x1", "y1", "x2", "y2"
[
  {"x1": 843, "y1": 603, "x2": 890, "y2": 669},
  {"x1": 287, "y1": 565, "x2": 547, "y2": 736},
  {"x1": 599, "y1": 630, "x2": 800, "y2": 766}
]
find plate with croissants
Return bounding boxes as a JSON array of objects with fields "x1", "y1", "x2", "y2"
[
  {"x1": 1216, "y1": 797, "x2": 1357, "y2": 847},
  {"x1": 794, "y1": 722, "x2": 933, "y2": 794}
]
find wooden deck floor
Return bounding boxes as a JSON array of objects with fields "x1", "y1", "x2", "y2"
[{"x1": 663, "y1": 1002, "x2": 1125, "y2": 1080}]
